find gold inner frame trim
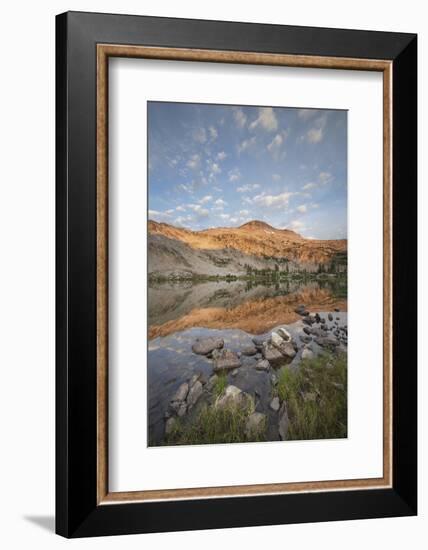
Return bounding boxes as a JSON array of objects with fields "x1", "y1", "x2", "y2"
[{"x1": 96, "y1": 44, "x2": 393, "y2": 505}]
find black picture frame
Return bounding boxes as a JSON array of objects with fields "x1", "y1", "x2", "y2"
[{"x1": 56, "y1": 11, "x2": 417, "y2": 538}]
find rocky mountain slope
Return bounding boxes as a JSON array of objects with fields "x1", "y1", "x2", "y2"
[{"x1": 148, "y1": 220, "x2": 347, "y2": 279}]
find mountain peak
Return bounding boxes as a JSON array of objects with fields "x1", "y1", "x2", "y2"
[{"x1": 239, "y1": 220, "x2": 274, "y2": 230}]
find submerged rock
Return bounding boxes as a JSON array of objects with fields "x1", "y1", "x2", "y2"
[
  {"x1": 192, "y1": 337, "x2": 224, "y2": 355},
  {"x1": 213, "y1": 349, "x2": 241, "y2": 371},
  {"x1": 315, "y1": 336, "x2": 340, "y2": 348}
]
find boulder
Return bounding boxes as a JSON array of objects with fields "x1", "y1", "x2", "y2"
[
  {"x1": 300, "y1": 335, "x2": 312, "y2": 344},
  {"x1": 262, "y1": 343, "x2": 286, "y2": 365},
  {"x1": 231, "y1": 368, "x2": 239, "y2": 377},
  {"x1": 216, "y1": 385, "x2": 254, "y2": 412},
  {"x1": 170, "y1": 400, "x2": 187, "y2": 417},
  {"x1": 270, "y1": 396, "x2": 280, "y2": 411},
  {"x1": 241, "y1": 345, "x2": 258, "y2": 356},
  {"x1": 245, "y1": 412, "x2": 266, "y2": 438},
  {"x1": 213, "y1": 350, "x2": 241, "y2": 371},
  {"x1": 271, "y1": 331, "x2": 285, "y2": 348},
  {"x1": 192, "y1": 337, "x2": 224, "y2": 355},
  {"x1": 276, "y1": 340, "x2": 297, "y2": 360},
  {"x1": 303, "y1": 326, "x2": 312, "y2": 336},
  {"x1": 255, "y1": 359, "x2": 270, "y2": 371},
  {"x1": 334, "y1": 307, "x2": 340, "y2": 312},
  {"x1": 277, "y1": 327, "x2": 292, "y2": 341},
  {"x1": 172, "y1": 382, "x2": 189, "y2": 403},
  {"x1": 187, "y1": 380, "x2": 203, "y2": 408},
  {"x1": 328, "y1": 313, "x2": 333, "y2": 321},
  {"x1": 278, "y1": 401, "x2": 289, "y2": 440}
]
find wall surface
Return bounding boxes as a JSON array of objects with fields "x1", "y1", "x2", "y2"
[{"x1": 0, "y1": 0, "x2": 425, "y2": 548}]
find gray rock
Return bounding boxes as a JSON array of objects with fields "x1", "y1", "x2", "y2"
[
  {"x1": 328, "y1": 313, "x2": 333, "y2": 321},
  {"x1": 252, "y1": 336, "x2": 265, "y2": 349},
  {"x1": 302, "y1": 347, "x2": 315, "y2": 360},
  {"x1": 255, "y1": 359, "x2": 270, "y2": 371},
  {"x1": 192, "y1": 337, "x2": 224, "y2": 355},
  {"x1": 278, "y1": 401, "x2": 289, "y2": 440},
  {"x1": 271, "y1": 331, "x2": 285, "y2": 348},
  {"x1": 205, "y1": 374, "x2": 218, "y2": 391},
  {"x1": 277, "y1": 327, "x2": 292, "y2": 341},
  {"x1": 231, "y1": 368, "x2": 239, "y2": 377},
  {"x1": 213, "y1": 350, "x2": 241, "y2": 371},
  {"x1": 300, "y1": 335, "x2": 312, "y2": 344},
  {"x1": 189, "y1": 374, "x2": 200, "y2": 388},
  {"x1": 302, "y1": 317, "x2": 313, "y2": 326},
  {"x1": 270, "y1": 372, "x2": 278, "y2": 386},
  {"x1": 241, "y1": 345, "x2": 257, "y2": 356},
  {"x1": 216, "y1": 385, "x2": 254, "y2": 412},
  {"x1": 303, "y1": 326, "x2": 312, "y2": 336},
  {"x1": 187, "y1": 380, "x2": 203, "y2": 409},
  {"x1": 270, "y1": 396, "x2": 280, "y2": 411},
  {"x1": 262, "y1": 343, "x2": 286, "y2": 365},
  {"x1": 170, "y1": 400, "x2": 187, "y2": 417},
  {"x1": 172, "y1": 382, "x2": 189, "y2": 403},
  {"x1": 315, "y1": 336, "x2": 340, "y2": 348},
  {"x1": 276, "y1": 340, "x2": 297, "y2": 360},
  {"x1": 334, "y1": 307, "x2": 340, "y2": 312},
  {"x1": 245, "y1": 412, "x2": 266, "y2": 438}
]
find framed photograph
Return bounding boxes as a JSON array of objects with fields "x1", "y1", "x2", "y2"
[{"x1": 56, "y1": 11, "x2": 417, "y2": 537}]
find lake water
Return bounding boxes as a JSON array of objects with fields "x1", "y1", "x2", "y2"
[{"x1": 147, "y1": 278, "x2": 347, "y2": 445}]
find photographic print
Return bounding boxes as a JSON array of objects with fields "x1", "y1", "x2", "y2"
[{"x1": 147, "y1": 102, "x2": 347, "y2": 447}]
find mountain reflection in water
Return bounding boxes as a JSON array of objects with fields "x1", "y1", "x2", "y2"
[{"x1": 148, "y1": 278, "x2": 347, "y2": 339}]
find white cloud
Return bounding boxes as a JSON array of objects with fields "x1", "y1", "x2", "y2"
[
  {"x1": 198, "y1": 195, "x2": 213, "y2": 204},
  {"x1": 217, "y1": 151, "x2": 227, "y2": 161},
  {"x1": 215, "y1": 198, "x2": 227, "y2": 207},
  {"x1": 192, "y1": 127, "x2": 207, "y2": 143},
  {"x1": 239, "y1": 209, "x2": 250, "y2": 216},
  {"x1": 228, "y1": 168, "x2": 241, "y2": 182},
  {"x1": 187, "y1": 204, "x2": 210, "y2": 217},
  {"x1": 186, "y1": 154, "x2": 200, "y2": 170},
  {"x1": 272, "y1": 174, "x2": 281, "y2": 181},
  {"x1": 290, "y1": 219, "x2": 306, "y2": 231},
  {"x1": 176, "y1": 205, "x2": 186, "y2": 212},
  {"x1": 211, "y1": 163, "x2": 221, "y2": 174},
  {"x1": 302, "y1": 182, "x2": 316, "y2": 191},
  {"x1": 297, "y1": 204, "x2": 308, "y2": 213},
  {"x1": 237, "y1": 136, "x2": 256, "y2": 154},
  {"x1": 249, "y1": 107, "x2": 278, "y2": 132},
  {"x1": 233, "y1": 108, "x2": 247, "y2": 128},
  {"x1": 219, "y1": 213, "x2": 230, "y2": 220},
  {"x1": 251, "y1": 191, "x2": 294, "y2": 208},
  {"x1": 319, "y1": 171, "x2": 333, "y2": 184},
  {"x1": 148, "y1": 209, "x2": 172, "y2": 221},
  {"x1": 209, "y1": 126, "x2": 218, "y2": 141},
  {"x1": 236, "y1": 183, "x2": 260, "y2": 193},
  {"x1": 306, "y1": 127, "x2": 323, "y2": 143},
  {"x1": 306, "y1": 113, "x2": 328, "y2": 144}
]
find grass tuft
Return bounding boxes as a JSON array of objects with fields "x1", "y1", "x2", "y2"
[{"x1": 276, "y1": 352, "x2": 347, "y2": 440}]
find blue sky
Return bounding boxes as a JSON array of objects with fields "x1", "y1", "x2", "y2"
[{"x1": 148, "y1": 102, "x2": 347, "y2": 239}]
